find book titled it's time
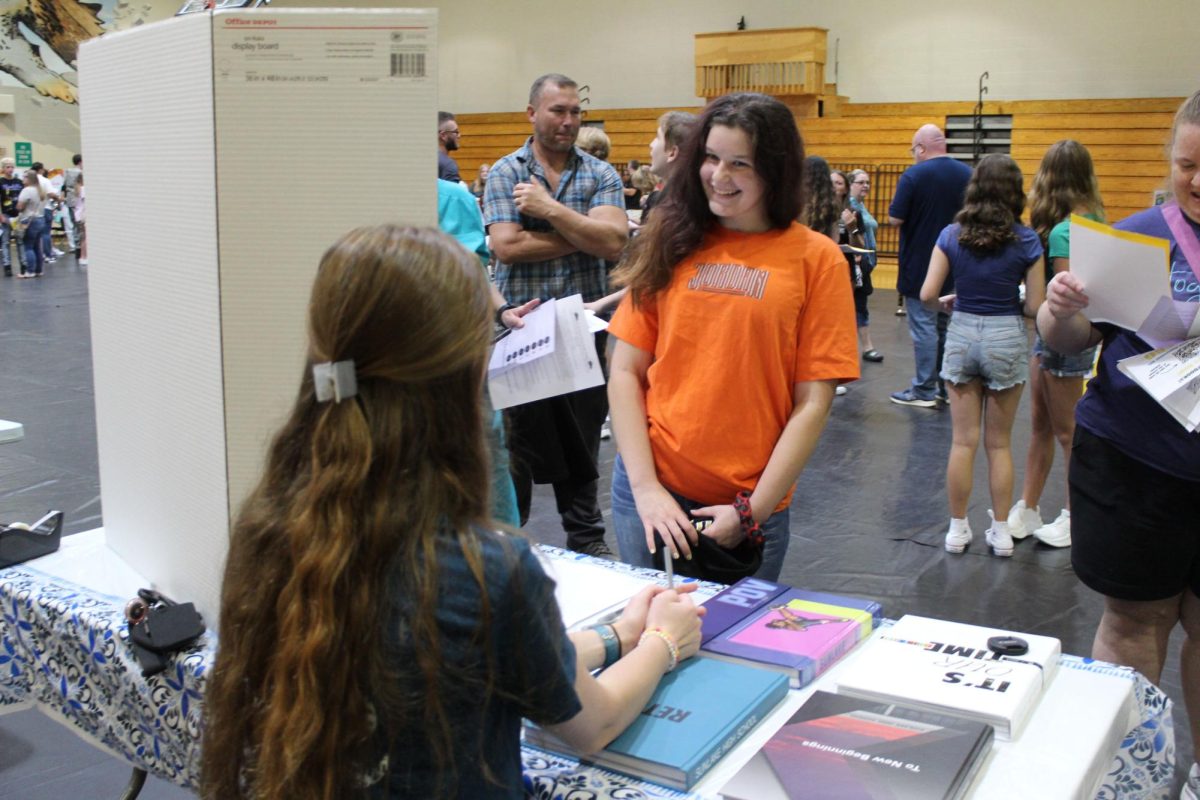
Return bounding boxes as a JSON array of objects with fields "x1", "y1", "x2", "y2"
[{"x1": 835, "y1": 615, "x2": 1061, "y2": 741}]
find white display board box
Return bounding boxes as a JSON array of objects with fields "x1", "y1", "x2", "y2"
[{"x1": 78, "y1": 8, "x2": 437, "y2": 622}]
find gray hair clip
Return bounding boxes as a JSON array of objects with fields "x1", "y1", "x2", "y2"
[{"x1": 312, "y1": 360, "x2": 358, "y2": 403}]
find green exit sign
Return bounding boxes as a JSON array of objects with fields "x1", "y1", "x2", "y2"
[{"x1": 14, "y1": 142, "x2": 31, "y2": 167}]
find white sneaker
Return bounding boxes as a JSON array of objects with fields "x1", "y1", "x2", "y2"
[
  {"x1": 1034, "y1": 509, "x2": 1072, "y2": 548},
  {"x1": 835, "y1": 385, "x2": 848, "y2": 396},
  {"x1": 1005, "y1": 500, "x2": 1042, "y2": 540},
  {"x1": 985, "y1": 511, "x2": 1014, "y2": 557},
  {"x1": 944, "y1": 518, "x2": 972, "y2": 554},
  {"x1": 51, "y1": 247, "x2": 65, "y2": 257}
]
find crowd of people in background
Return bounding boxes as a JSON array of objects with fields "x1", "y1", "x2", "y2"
[
  {"x1": 428, "y1": 85, "x2": 1200, "y2": 577},
  {"x1": 0, "y1": 153, "x2": 85, "y2": 279},
  {"x1": 197, "y1": 80, "x2": 1200, "y2": 798}
]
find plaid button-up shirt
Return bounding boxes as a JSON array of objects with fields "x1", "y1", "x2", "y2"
[{"x1": 483, "y1": 137, "x2": 624, "y2": 306}]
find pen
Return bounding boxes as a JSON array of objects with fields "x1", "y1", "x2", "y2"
[
  {"x1": 664, "y1": 546, "x2": 674, "y2": 589},
  {"x1": 493, "y1": 327, "x2": 512, "y2": 343}
]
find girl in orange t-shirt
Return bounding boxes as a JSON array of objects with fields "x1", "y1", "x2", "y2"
[{"x1": 607, "y1": 93, "x2": 859, "y2": 581}]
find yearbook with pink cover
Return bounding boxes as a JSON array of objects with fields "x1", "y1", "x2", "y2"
[{"x1": 701, "y1": 589, "x2": 879, "y2": 688}]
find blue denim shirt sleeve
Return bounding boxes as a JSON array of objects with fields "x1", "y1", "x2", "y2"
[
  {"x1": 506, "y1": 540, "x2": 582, "y2": 725},
  {"x1": 857, "y1": 203, "x2": 878, "y2": 238},
  {"x1": 483, "y1": 155, "x2": 522, "y2": 228},
  {"x1": 590, "y1": 162, "x2": 625, "y2": 211}
]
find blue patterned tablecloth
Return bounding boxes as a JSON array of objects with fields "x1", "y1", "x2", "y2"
[
  {"x1": 0, "y1": 563, "x2": 211, "y2": 789},
  {"x1": 0, "y1": 546, "x2": 1176, "y2": 798},
  {"x1": 518, "y1": 657, "x2": 1175, "y2": 800}
]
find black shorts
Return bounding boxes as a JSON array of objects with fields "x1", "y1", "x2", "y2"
[{"x1": 1070, "y1": 427, "x2": 1200, "y2": 601}]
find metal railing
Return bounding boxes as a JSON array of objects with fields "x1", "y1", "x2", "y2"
[{"x1": 829, "y1": 162, "x2": 907, "y2": 259}]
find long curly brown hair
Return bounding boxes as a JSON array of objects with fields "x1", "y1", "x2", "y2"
[
  {"x1": 613, "y1": 92, "x2": 806, "y2": 305},
  {"x1": 201, "y1": 225, "x2": 496, "y2": 800},
  {"x1": 801, "y1": 156, "x2": 840, "y2": 240},
  {"x1": 1028, "y1": 140, "x2": 1104, "y2": 245},
  {"x1": 956, "y1": 154, "x2": 1026, "y2": 252}
]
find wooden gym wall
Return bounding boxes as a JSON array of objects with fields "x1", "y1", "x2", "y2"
[{"x1": 456, "y1": 97, "x2": 1182, "y2": 288}]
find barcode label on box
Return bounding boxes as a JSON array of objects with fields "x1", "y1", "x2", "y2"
[{"x1": 391, "y1": 51, "x2": 426, "y2": 78}]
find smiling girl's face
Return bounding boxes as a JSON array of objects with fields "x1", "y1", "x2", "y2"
[{"x1": 699, "y1": 124, "x2": 768, "y2": 233}]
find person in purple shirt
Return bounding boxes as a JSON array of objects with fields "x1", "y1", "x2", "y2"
[{"x1": 1040, "y1": 89, "x2": 1200, "y2": 799}]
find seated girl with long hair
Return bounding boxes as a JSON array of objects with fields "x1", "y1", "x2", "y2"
[
  {"x1": 919, "y1": 155, "x2": 1045, "y2": 557},
  {"x1": 607, "y1": 93, "x2": 859, "y2": 582},
  {"x1": 202, "y1": 225, "x2": 704, "y2": 800}
]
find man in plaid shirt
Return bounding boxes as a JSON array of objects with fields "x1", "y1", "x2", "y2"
[{"x1": 484, "y1": 72, "x2": 627, "y2": 557}]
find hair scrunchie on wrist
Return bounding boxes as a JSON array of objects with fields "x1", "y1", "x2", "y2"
[{"x1": 733, "y1": 491, "x2": 764, "y2": 547}]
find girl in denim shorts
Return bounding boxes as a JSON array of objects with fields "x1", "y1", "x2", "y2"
[
  {"x1": 1009, "y1": 140, "x2": 1105, "y2": 548},
  {"x1": 919, "y1": 155, "x2": 1045, "y2": 557}
]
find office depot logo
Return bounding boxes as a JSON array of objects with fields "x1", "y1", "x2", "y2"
[{"x1": 225, "y1": 17, "x2": 277, "y2": 26}]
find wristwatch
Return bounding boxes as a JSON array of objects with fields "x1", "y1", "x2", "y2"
[{"x1": 495, "y1": 302, "x2": 517, "y2": 327}]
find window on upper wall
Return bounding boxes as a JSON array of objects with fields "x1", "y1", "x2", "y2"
[{"x1": 945, "y1": 115, "x2": 1013, "y2": 166}]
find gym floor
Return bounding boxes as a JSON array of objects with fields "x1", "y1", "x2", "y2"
[{"x1": 0, "y1": 260, "x2": 1188, "y2": 797}]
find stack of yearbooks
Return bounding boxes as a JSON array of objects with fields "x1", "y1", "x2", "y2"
[
  {"x1": 835, "y1": 615, "x2": 1061, "y2": 741},
  {"x1": 699, "y1": 578, "x2": 883, "y2": 689},
  {"x1": 719, "y1": 690, "x2": 993, "y2": 800},
  {"x1": 525, "y1": 657, "x2": 788, "y2": 791}
]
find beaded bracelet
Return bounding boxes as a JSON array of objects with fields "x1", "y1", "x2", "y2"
[
  {"x1": 590, "y1": 623, "x2": 621, "y2": 669},
  {"x1": 732, "y1": 491, "x2": 765, "y2": 547},
  {"x1": 639, "y1": 627, "x2": 679, "y2": 672}
]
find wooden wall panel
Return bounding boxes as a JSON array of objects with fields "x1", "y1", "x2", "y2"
[
  {"x1": 456, "y1": 106, "x2": 701, "y2": 181},
  {"x1": 456, "y1": 95, "x2": 1182, "y2": 248},
  {"x1": 1013, "y1": 129, "x2": 1171, "y2": 146},
  {"x1": 1011, "y1": 143, "x2": 1170, "y2": 162},
  {"x1": 1010, "y1": 113, "x2": 1175, "y2": 130}
]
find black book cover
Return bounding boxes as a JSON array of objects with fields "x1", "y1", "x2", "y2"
[{"x1": 721, "y1": 690, "x2": 993, "y2": 800}]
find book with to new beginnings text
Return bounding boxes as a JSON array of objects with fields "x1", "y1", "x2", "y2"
[{"x1": 719, "y1": 690, "x2": 994, "y2": 800}]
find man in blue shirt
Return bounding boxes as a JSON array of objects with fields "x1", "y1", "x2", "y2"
[
  {"x1": 484, "y1": 73, "x2": 627, "y2": 557},
  {"x1": 888, "y1": 125, "x2": 973, "y2": 407}
]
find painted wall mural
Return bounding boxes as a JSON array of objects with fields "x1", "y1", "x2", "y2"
[
  {"x1": 0, "y1": 0, "x2": 108, "y2": 103},
  {"x1": 0, "y1": 0, "x2": 172, "y2": 104}
]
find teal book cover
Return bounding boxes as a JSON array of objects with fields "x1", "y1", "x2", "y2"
[{"x1": 598, "y1": 657, "x2": 789, "y2": 789}]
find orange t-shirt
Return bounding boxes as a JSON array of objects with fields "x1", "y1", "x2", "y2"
[{"x1": 608, "y1": 222, "x2": 859, "y2": 511}]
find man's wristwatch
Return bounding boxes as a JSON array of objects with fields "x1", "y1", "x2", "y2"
[{"x1": 495, "y1": 302, "x2": 517, "y2": 327}]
